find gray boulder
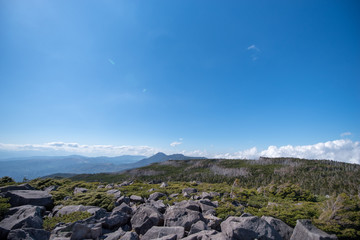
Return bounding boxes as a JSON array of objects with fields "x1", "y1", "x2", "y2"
[
  {"x1": 120, "y1": 232, "x2": 139, "y2": 240},
  {"x1": 200, "y1": 192, "x2": 212, "y2": 200},
  {"x1": 0, "y1": 184, "x2": 35, "y2": 193},
  {"x1": 113, "y1": 202, "x2": 133, "y2": 215},
  {"x1": 53, "y1": 205, "x2": 106, "y2": 219},
  {"x1": 182, "y1": 188, "x2": 198, "y2": 195},
  {"x1": 204, "y1": 214, "x2": 222, "y2": 231},
  {"x1": 198, "y1": 199, "x2": 216, "y2": 213},
  {"x1": 1, "y1": 190, "x2": 53, "y2": 209},
  {"x1": 189, "y1": 220, "x2": 208, "y2": 235},
  {"x1": 130, "y1": 195, "x2": 144, "y2": 203},
  {"x1": 0, "y1": 205, "x2": 44, "y2": 239},
  {"x1": 154, "y1": 234, "x2": 177, "y2": 240},
  {"x1": 164, "y1": 206, "x2": 205, "y2": 231},
  {"x1": 116, "y1": 196, "x2": 130, "y2": 206},
  {"x1": 160, "y1": 182, "x2": 168, "y2": 188},
  {"x1": 141, "y1": 226, "x2": 185, "y2": 240},
  {"x1": 69, "y1": 222, "x2": 101, "y2": 240},
  {"x1": 7, "y1": 228, "x2": 50, "y2": 240},
  {"x1": 174, "y1": 200, "x2": 200, "y2": 212},
  {"x1": 107, "y1": 189, "x2": 121, "y2": 199},
  {"x1": 262, "y1": 216, "x2": 294, "y2": 240},
  {"x1": 221, "y1": 216, "x2": 282, "y2": 240},
  {"x1": 130, "y1": 205, "x2": 164, "y2": 235},
  {"x1": 181, "y1": 230, "x2": 226, "y2": 240},
  {"x1": 73, "y1": 187, "x2": 87, "y2": 194},
  {"x1": 146, "y1": 200, "x2": 167, "y2": 214},
  {"x1": 148, "y1": 192, "x2": 166, "y2": 201},
  {"x1": 290, "y1": 219, "x2": 338, "y2": 240},
  {"x1": 43, "y1": 186, "x2": 58, "y2": 193},
  {"x1": 102, "y1": 210, "x2": 130, "y2": 229},
  {"x1": 103, "y1": 228, "x2": 126, "y2": 240}
]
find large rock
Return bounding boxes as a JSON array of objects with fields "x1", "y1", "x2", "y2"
[
  {"x1": 220, "y1": 216, "x2": 282, "y2": 240},
  {"x1": 148, "y1": 192, "x2": 166, "y2": 201},
  {"x1": 120, "y1": 232, "x2": 139, "y2": 240},
  {"x1": 69, "y1": 222, "x2": 102, "y2": 240},
  {"x1": 116, "y1": 196, "x2": 130, "y2": 206},
  {"x1": 7, "y1": 228, "x2": 50, "y2": 240},
  {"x1": 155, "y1": 234, "x2": 177, "y2": 240},
  {"x1": 43, "y1": 185, "x2": 58, "y2": 193},
  {"x1": 160, "y1": 182, "x2": 168, "y2": 188},
  {"x1": 130, "y1": 205, "x2": 164, "y2": 235},
  {"x1": 0, "y1": 184, "x2": 35, "y2": 193},
  {"x1": 130, "y1": 195, "x2": 144, "y2": 203},
  {"x1": 107, "y1": 189, "x2": 121, "y2": 199},
  {"x1": 0, "y1": 205, "x2": 44, "y2": 239},
  {"x1": 189, "y1": 220, "x2": 208, "y2": 235},
  {"x1": 290, "y1": 219, "x2": 338, "y2": 240},
  {"x1": 102, "y1": 210, "x2": 130, "y2": 229},
  {"x1": 164, "y1": 206, "x2": 205, "y2": 231},
  {"x1": 113, "y1": 202, "x2": 133, "y2": 215},
  {"x1": 73, "y1": 187, "x2": 87, "y2": 194},
  {"x1": 146, "y1": 200, "x2": 167, "y2": 214},
  {"x1": 182, "y1": 188, "x2": 198, "y2": 195},
  {"x1": 181, "y1": 230, "x2": 226, "y2": 240},
  {"x1": 174, "y1": 200, "x2": 200, "y2": 212},
  {"x1": 204, "y1": 214, "x2": 222, "y2": 231},
  {"x1": 198, "y1": 199, "x2": 216, "y2": 213},
  {"x1": 262, "y1": 216, "x2": 294, "y2": 240},
  {"x1": 53, "y1": 205, "x2": 106, "y2": 219},
  {"x1": 1, "y1": 190, "x2": 53, "y2": 209},
  {"x1": 103, "y1": 228, "x2": 126, "y2": 240},
  {"x1": 141, "y1": 226, "x2": 185, "y2": 240}
]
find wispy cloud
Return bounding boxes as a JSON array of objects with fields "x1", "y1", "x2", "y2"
[
  {"x1": 341, "y1": 132, "x2": 352, "y2": 137},
  {"x1": 246, "y1": 44, "x2": 261, "y2": 61},
  {"x1": 0, "y1": 142, "x2": 157, "y2": 157},
  {"x1": 108, "y1": 59, "x2": 115, "y2": 65},
  {"x1": 170, "y1": 141, "x2": 182, "y2": 147},
  {"x1": 247, "y1": 44, "x2": 260, "y2": 52},
  {"x1": 214, "y1": 139, "x2": 360, "y2": 164}
]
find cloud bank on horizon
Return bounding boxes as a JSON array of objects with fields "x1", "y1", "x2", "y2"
[{"x1": 0, "y1": 139, "x2": 359, "y2": 164}]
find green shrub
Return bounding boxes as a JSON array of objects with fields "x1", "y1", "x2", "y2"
[
  {"x1": 43, "y1": 211, "x2": 92, "y2": 231},
  {"x1": 0, "y1": 197, "x2": 10, "y2": 220},
  {"x1": 58, "y1": 192, "x2": 115, "y2": 211},
  {"x1": 0, "y1": 176, "x2": 15, "y2": 186}
]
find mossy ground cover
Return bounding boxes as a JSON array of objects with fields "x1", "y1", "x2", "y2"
[{"x1": 43, "y1": 211, "x2": 92, "y2": 231}]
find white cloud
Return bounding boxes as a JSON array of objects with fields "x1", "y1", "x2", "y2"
[
  {"x1": 170, "y1": 141, "x2": 182, "y2": 147},
  {"x1": 214, "y1": 139, "x2": 360, "y2": 164},
  {"x1": 1, "y1": 139, "x2": 359, "y2": 164},
  {"x1": 247, "y1": 44, "x2": 260, "y2": 52},
  {"x1": 0, "y1": 142, "x2": 157, "y2": 157},
  {"x1": 341, "y1": 132, "x2": 352, "y2": 137},
  {"x1": 247, "y1": 44, "x2": 261, "y2": 61}
]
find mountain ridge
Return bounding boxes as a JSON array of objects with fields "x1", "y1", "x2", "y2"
[{"x1": 0, "y1": 152, "x2": 206, "y2": 181}]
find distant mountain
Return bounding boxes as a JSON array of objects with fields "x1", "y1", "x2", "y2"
[
  {"x1": 0, "y1": 155, "x2": 145, "y2": 181},
  {"x1": 131, "y1": 152, "x2": 206, "y2": 167},
  {"x1": 0, "y1": 152, "x2": 206, "y2": 181}
]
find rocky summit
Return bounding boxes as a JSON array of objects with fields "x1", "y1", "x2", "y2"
[{"x1": 0, "y1": 181, "x2": 338, "y2": 240}]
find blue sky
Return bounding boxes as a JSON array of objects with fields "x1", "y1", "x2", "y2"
[{"x1": 0, "y1": 1, "x2": 359, "y2": 161}]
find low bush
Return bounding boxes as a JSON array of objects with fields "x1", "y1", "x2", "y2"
[{"x1": 43, "y1": 211, "x2": 92, "y2": 231}]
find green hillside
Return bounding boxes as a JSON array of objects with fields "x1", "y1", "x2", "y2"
[{"x1": 71, "y1": 157, "x2": 360, "y2": 196}]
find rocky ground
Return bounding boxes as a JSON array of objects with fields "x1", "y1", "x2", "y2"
[{"x1": 0, "y1": 182, "x2": 338, "y2": 240}]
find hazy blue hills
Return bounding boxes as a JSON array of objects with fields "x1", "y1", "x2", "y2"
[{"x1": 0, "y1": 152, "x2": 206, "y2": 181}]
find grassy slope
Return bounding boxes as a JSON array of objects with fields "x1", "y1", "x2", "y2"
[{"x1": 71, "y1": 157, "x2": 360, "y2": 196}]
